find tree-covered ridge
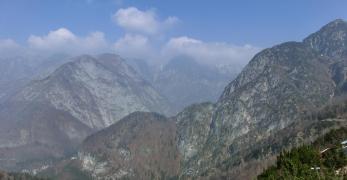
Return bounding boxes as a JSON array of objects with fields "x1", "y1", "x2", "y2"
[{"x1": 258, "y1": 128, "x2": 347, "y2": 179}]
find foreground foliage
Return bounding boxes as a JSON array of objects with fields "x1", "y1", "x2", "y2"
[{"x1": 258, "y1": 128, "x2": 347, "y2": 179}]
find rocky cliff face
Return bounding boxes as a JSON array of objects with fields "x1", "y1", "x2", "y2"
[
  {"x1": 0, "y1": 54, "x2": 172, "y2": 171},
  {"x1": 176, "y1": 102, "x2": 215, "y2": 163},
  {"x1": 304, "y1": 19, "x2": 347, "y2": 94}
]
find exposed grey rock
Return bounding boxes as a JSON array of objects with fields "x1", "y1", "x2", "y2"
[
  {"x1": 304, "y1": 19, "x2": 347, "y2": 59},
  {"x1": 176, "y1": 102, "x2": 215, "y2": 161}
]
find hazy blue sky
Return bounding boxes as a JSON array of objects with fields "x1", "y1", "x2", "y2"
[
  {"x1": 1, "y1": 0, "x2": 347, "y2": 64},
  {"x1": 1, "y1": 0, "x2": 347, "y2": 46}
]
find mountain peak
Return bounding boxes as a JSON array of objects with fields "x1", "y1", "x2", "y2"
[
  {"x1": 8, "y1": 53, "x2": 173, "y2": 129},
  {"x1": 317, "y1": 19, "x2": 347, "y2": 35},
  {"x1": 71, "y1": 53, "x2": 124, "y2": 66},
  {"x1": 303, "y1": 19, "x2": 347, "y2": 58},
  {"x1": 326, "y1": 18, "x2": 347, "y2": 27}
]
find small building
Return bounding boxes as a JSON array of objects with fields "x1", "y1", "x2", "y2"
[
  {"x1": 341, "y1": 140, "x2": 347, "y2": 145},
  {"x1": 341, "y1": 140, "x2": 347, "y2": 149},
  {"x1": 320, "y1": 148, "x2": 330, "y2": 154},
  {"x1": 340, "y1": 140, "x2": 347, "y2": 155}
]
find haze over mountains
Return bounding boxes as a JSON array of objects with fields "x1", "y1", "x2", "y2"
[
  {"x1": 0, "y1": 54, "x2": 70, "y2": 103},
  {"x1": 0, "y1": 47, "x2": 238, "y2": 171},
  {"x1": 128, "y1": 55, "x2": 234, "y2": 112}
]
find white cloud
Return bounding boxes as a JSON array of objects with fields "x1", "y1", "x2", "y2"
[
  {"x1": 113, "y1": 7, "x2": 178, "y2": 35},
  {"x1": 111, "y1": 6, "x2": 259, "y2": 68},
  {"x1": 112, "y1": 34, "x2": 261, "y2": 69},
  {"x1": 0, "y1": 6, "x2": 260, "y2": 71},
  {"x1": 162, "y1": 36, "x2": 261, "y2": 67},
  {"x1": 114, "y1": 33, "x2": 156, "y2": 60},
  {"x1": 28, "y1": 28, "x2": 76, "y2": 49},
  {"x1": 28, "y1": 28, "x2": 109, "y2": 54}
]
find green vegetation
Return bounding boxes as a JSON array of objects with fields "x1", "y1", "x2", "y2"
[{"x1": 258, "y1": 127, "x2": 347, "y2": 179}]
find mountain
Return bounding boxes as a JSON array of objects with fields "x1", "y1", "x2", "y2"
[
  {"x1": 185, "y1": 41, "x2": 335, "y2": 175},
  {"x1": 179, "y1": 19, "x2": 347, "y2": 179},
  {"x1": 133, "y1": 56, "x2": 234, "y2": 112},
  {"x1": 9, "y1": 19, "x2": 347, "y2": 179},
  {"x1": 41, "y1": 103, "x2": 215, "y2": 180},
  {"x1": 125, "y1": 58, "x2": 155, "y2": 83},
  {"x1": 304, "y1": 19, "x2": 347, "y2": 94},
  {"x1": 78, "y1": 112, "x2": 180, "y2": 179},
  {"x1": 45, "y1": 19, "x2": 347, "y2": 179},
  {"x1": 304, "y1": 19, "x2": 347, "y2": 59},
  {"x1": 0, "y1": 53, "x2": 172, "y2": 171},
  {"x1": 7, "y1": 53, "x2": 172, "y2": 129}
]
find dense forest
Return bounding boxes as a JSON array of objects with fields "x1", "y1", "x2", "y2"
[{"x1": 258, "y1": 128, "x2": 347, "y2": 179}]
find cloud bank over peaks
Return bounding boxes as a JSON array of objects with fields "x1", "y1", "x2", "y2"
[
  {"x1": 0, "y1": 6, "x2": 261, "y2": 70},
  {"x1": 113, "y1": 7, "x2": 179, "y2": 35},
  {"x1": 111, "y1": 7, "x2": 260, "y2": 67},
  {"x1": 28, "y1": 28, "x2": 110, "y2": 54},
  {"x1": 163, "y1": 36, "x2": 261, "y2": 66},
  {"x1": 114, "y1": 33, "x2": 157, "y2": 60}
]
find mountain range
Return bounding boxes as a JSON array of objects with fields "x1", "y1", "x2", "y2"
[{"x1": 1, "y1": 19, "x2": 347, "y2": 180}]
